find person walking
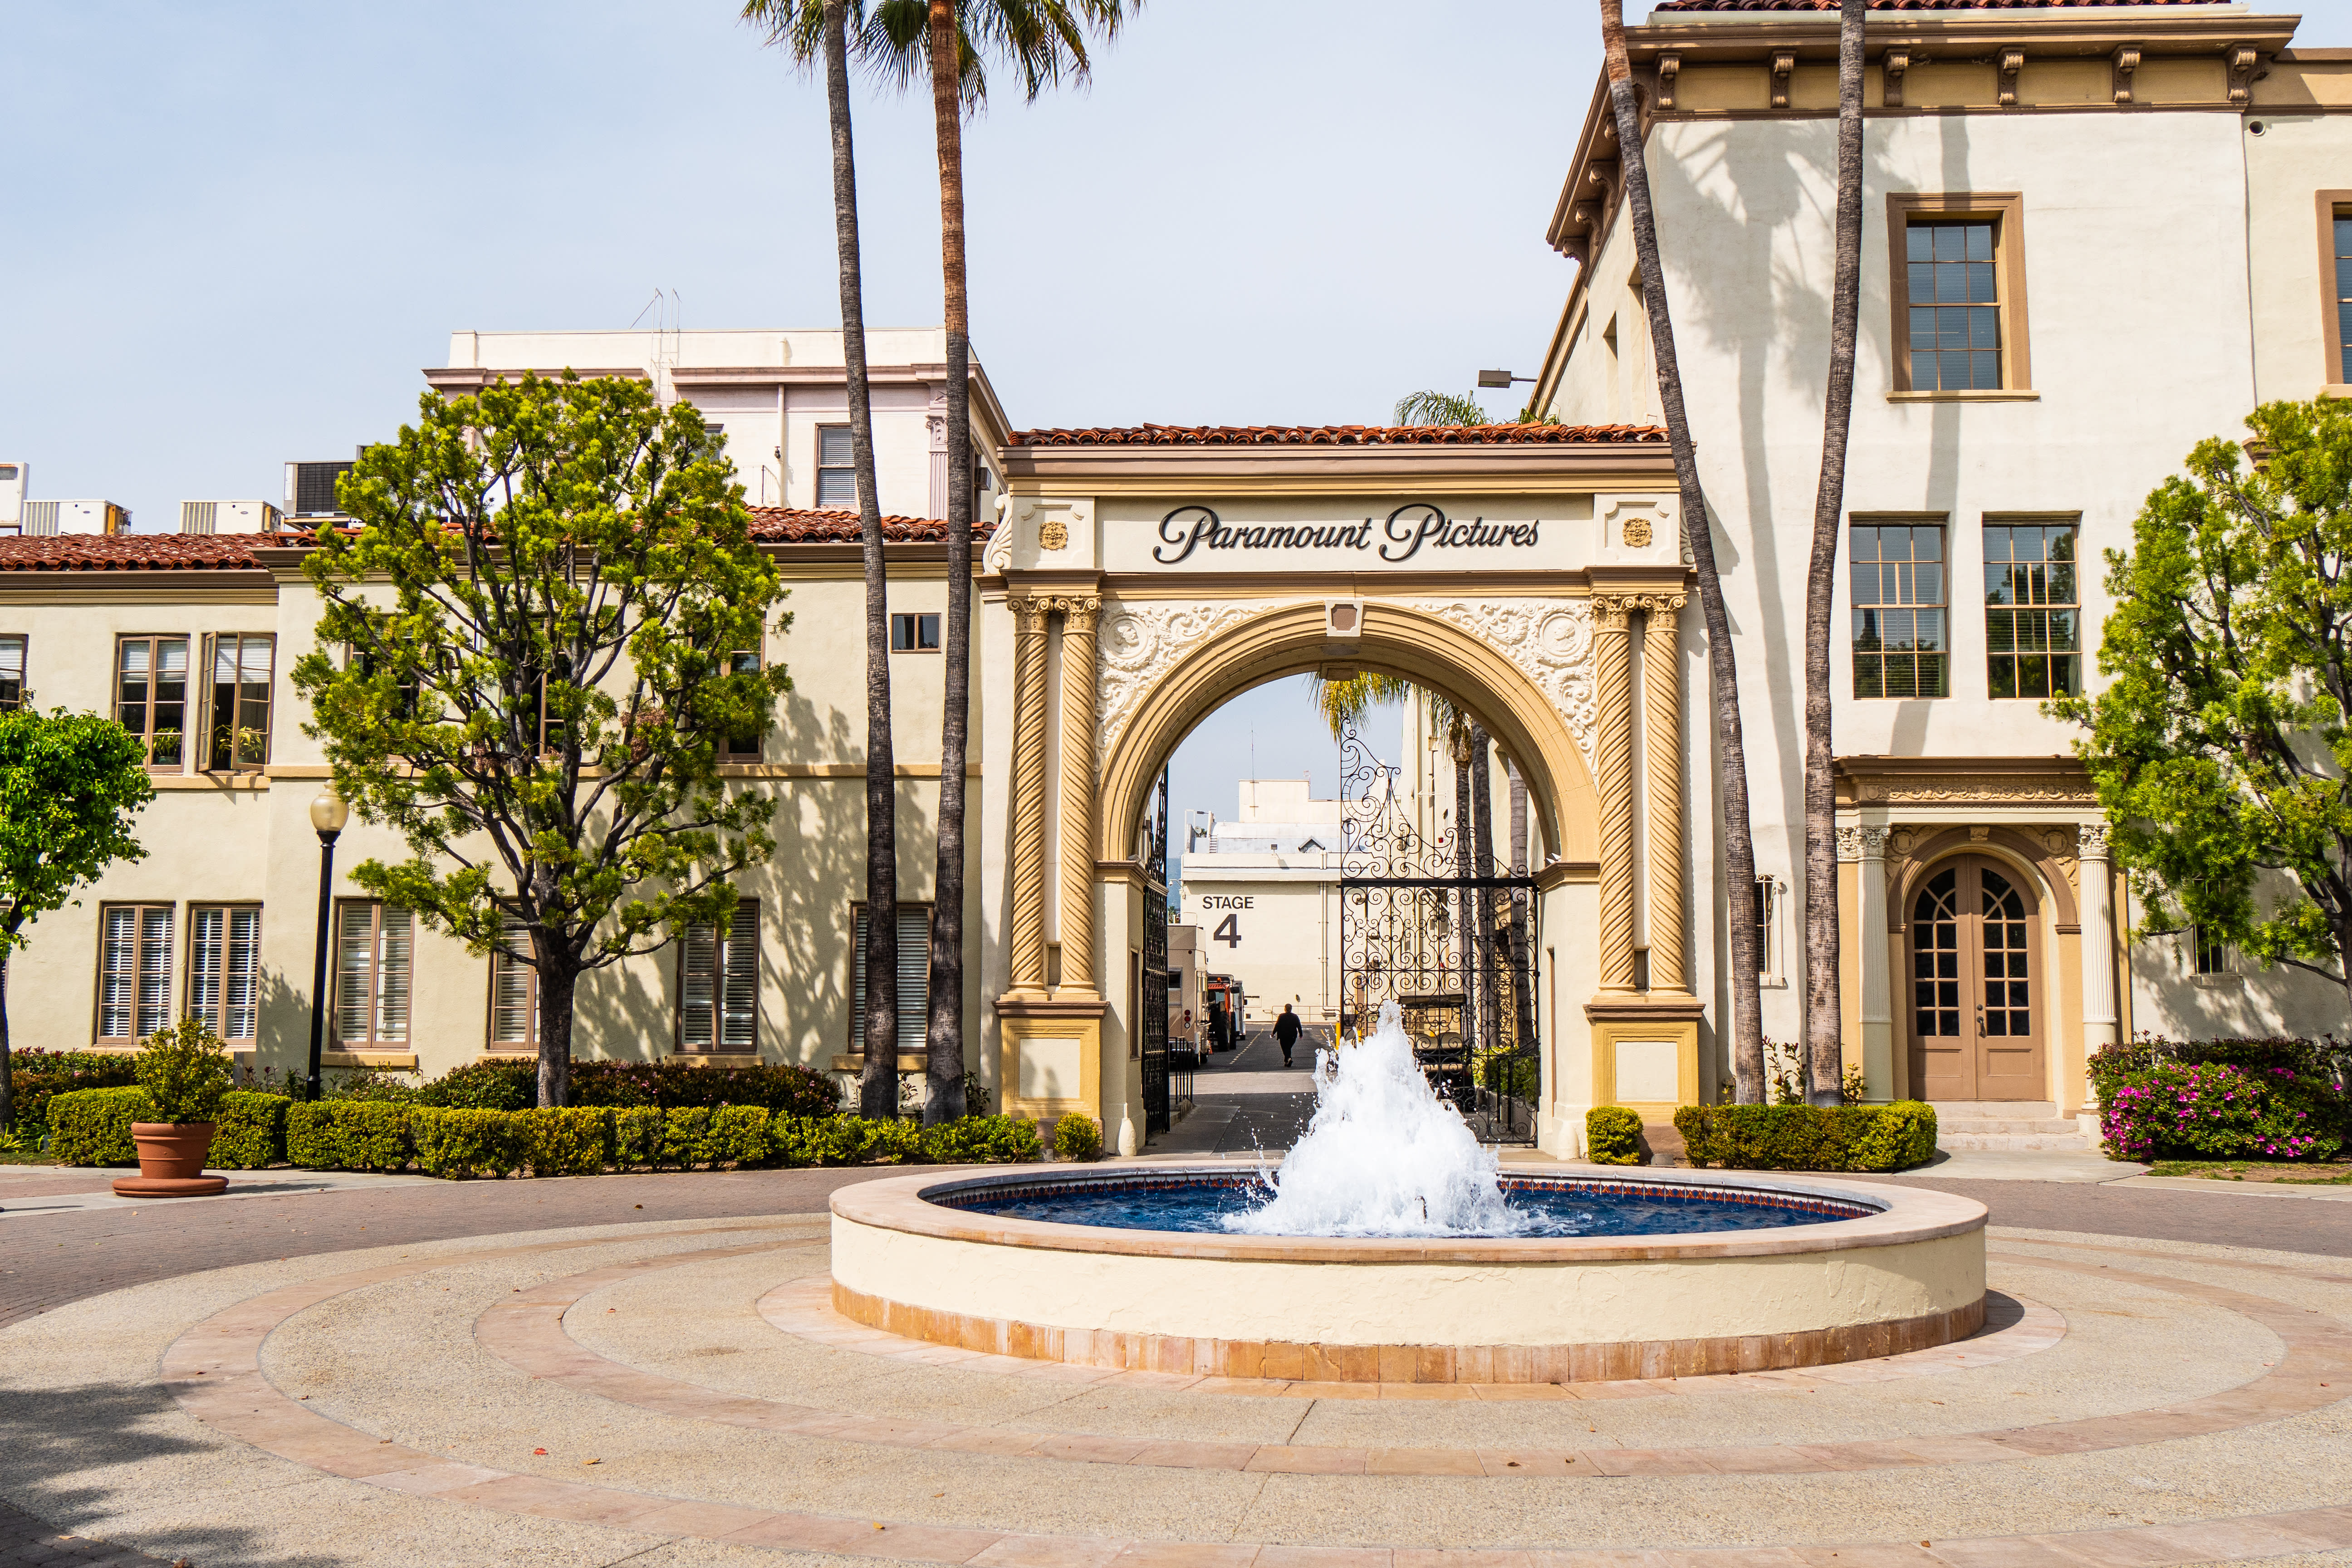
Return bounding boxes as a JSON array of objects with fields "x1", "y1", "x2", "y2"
[{"x1": 1274, "y1": 1004, "x2": 1302, "y2": 1068}]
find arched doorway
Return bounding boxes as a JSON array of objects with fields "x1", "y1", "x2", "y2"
[{"x1": 1906, "y1": 855, "x2": 2047, "y2": 1101}]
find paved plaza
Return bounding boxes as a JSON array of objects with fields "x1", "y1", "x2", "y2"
[{"x1": 5, "y1": 1156, "x2": 2352, "y2": 1568}]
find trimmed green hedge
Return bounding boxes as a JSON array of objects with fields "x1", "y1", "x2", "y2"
[
  {"x1": 1584, "y1": 1106, "x2": 1646, "y2": 1166},
  {"x1": 6, "y1": 1050, "x2": 141, "y2": 1145},
  {"x1": 39, "y1": 1090, "x2": 1039, "y2": 1179},
  {"x1": 46, "y1": 1087, "x2": 291, "y2": 1168},
  {"x1": 1673, "y1": 1102, "x2": 1938, "y2": 1173}
]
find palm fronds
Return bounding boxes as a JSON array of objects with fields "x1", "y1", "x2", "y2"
[{"x1": 1392, "y1": 389, "x2": 1490, "y2": 427}]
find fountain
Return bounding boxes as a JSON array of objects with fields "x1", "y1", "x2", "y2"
[{"x1": 830, "y1": 1004, "x2": 1986, "y2": 1383}]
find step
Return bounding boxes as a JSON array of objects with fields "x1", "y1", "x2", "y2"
[
  {"x1": 1934, "y1": 1117, "x2": 2080, "y2": 1136},
  {"x1": 1936, "y1": 1131, "x2": 2095, "y2": 1152},
  {"x1": 1929, "y1": 1101, "x2": 2059, "y2": 1118}
]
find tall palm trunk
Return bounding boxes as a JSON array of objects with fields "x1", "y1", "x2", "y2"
[
  {"x1": 923, "y1": 0, "x2": 972, "y2": 1123},
  {"x1": 1470, "y1": 725, "x2": 1498, "y2": 1062},
  {"x1": 825, "y1": 0, "x2": 899, "y2": 1121},
  {"x1": 1506, "y1": 762, "x2": 1536, "y2": 1054},
  {"x1": 1450, "y1": 723, "x2": 1475, "y2": 1052},
  {"x1": 1599, "y1": 0, "x2": 1766, "y2": 1102},
  {"x1": 1803, "y1": 0, "x2": 1867, "y2": 1107}
]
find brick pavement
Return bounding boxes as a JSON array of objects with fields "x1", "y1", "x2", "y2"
[{"x1": 1873, "y1": 1173, "x2": 2352, "y2": 1256}]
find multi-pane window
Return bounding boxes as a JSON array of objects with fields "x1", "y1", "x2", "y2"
[
  {"x1": 97, "y1": 904, "x2": 174, "y2": 1044},
  {"x1": 851, "y1": 903, "x2": 932, "y2": 1057},
  {"x1": 2193, "y1": 925, "x2": 2230, "y2": 976},
  {"x1": 335, "y1": 902, "x2": 413, "y2": 1047},
  {"x1": 490, "y1": 923, "x2": 539, "y2": 1049},
  {"x1": 1905, "y1": 220, "x2": 2000, "y2": 392},
  {"x1": 0, "y1": 635, "x2": 23, "y2": 710},
  {"x1": 2337, "y1": 213, "x2": 2352, "y2": 385},
  {"x1": 1984, "y1": 521, "x2": 2081, "y2": 699},
  {"x1": 206, "y1": 634, "x2": 273, "y2": 771},
  {"x1": 680, "y1": 900, "x2": 759, "y2": 1052},
  {"x1": 187, "y1": 905, "x2": 262, "y2": 1042},
  {"x1": 117, "y1": 636, "x2": 189, "y2": 768},
  {"x1": 722, "y1": 648, "x2": 763, "y2": 760},
  {"x1": 816, "y1": 425, "x2": 856, "y2": 507},
  {"x1": 890, "y1": 613, "x2": 941, "y2": 652},
  {"x1": 1851, "y1": 523, "x2": 1948, "y2": 698}
]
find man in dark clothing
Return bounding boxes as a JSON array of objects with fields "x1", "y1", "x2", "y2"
[{"x1": 1274, "y1": 1004, "x2": 1302, "y2": 1068}]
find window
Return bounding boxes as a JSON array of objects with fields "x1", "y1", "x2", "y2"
[
  {"x1": 117, "y1": 636, "x2": 189, "y2": 769},
  {"x1": 1888, "y1": 193, "x2": 2029, "y2": 395},
  {"x1": 890, "y1": 613, "x2": 941, "y2": 653},
  {"x1": 335, "y1": 902, "x2": 413, "y2": 1047},
  {"x1": 350, "y1": 642, "x2": 420, "y2": 721},
  {"x1": 0, "y1": 635, "x2": 23, "y2": 710},
  {"x1": 1753, "y1": 876, "x2": 1787, "y2": 988},
  {"x1": 187, "y1": 905, "x2": 261, "y2": 1042},
  {"x1": 679, "y1": 899, "x2": 759, "y2": 1052},
  {"x1": 2192, "y1": 925, "x2": 2230, "y2": 977},
  {"x1": 490, "y1": 922, "x2": 539, "y2": 1050},
  {"x1": 851, "y1": 902, "x2": 932, "y2": 1057},
  {"x1": 97, "y1": 904, "x2": 173, "y2": 1044},
  {"x1": 205, "y1": 634, "x2": 273, "y2": 771},
  {"x1": 816, "y1": 425, "x2": 856, "y2": 507},
  {"x1": 2328, "y1": 197, "x2": 2352, "y2": 387},
  {"x1": 1851, "y1": 522, "x2": 1948, "y2": 698},
  {"x1": 722, "y1": 647, "x2": 763, "y2": 760},
  {"x1": 1984, "y1": 519, "x2": 2080, "y2": 699}
]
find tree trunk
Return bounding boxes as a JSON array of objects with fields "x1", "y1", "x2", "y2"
[
  {"x1": 1452, "y1": 732, "x2": 1475, "y2": 1052},
  {"x1": 0, "y1": 949, "x2": 13, "y2": 1136},
  {"x1": 1471, "y1": 725, "x2": 1498, "y2": 1063},
  {"x1": 1507, "y1": 762, "x2": 1536, "y2": 1057},
  {"x1": 823, "y1": 0, "x2": 898, "y2": 1121},
  {"x1": 534, "y1": 933, "x2": 576, "y2": 1109},
  {"x1": 924, "y1": 0, "x2": 971, "y2": 1125},
  {"x1": 1599, "y1": 0, "x2": 1767, "y2": 1103},
  {"x1": 1803, "y1": 0, "x2": 1867, "y2": 1107}
]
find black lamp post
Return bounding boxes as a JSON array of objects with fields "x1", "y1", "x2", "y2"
[{"x1": 304, "y1": 789, "x2": 349, "y2": 1102}]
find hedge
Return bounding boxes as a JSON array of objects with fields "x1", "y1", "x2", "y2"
[
  {"x1": 38, "y1": 1091, "x2": 1039, "y2": 1179},
  {"x1": 1673, "y1": 1102, "x2": 1938, "y2": 1172},
  {"x1": 46, "y1": 1088, "x2": 290, "y2": 1168},
  {"x1": 6, "y1": 1050, "x2": 141, "y2": 1144},
  {"x1": 1584, "y1": 1106, "x2": 1645, "y2": 1166}
]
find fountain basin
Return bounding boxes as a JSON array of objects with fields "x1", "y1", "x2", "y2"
[{"x1": 828, "y1": 1164, "x2": 1989, "y2": 1382}]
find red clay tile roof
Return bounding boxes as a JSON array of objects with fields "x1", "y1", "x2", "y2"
[
  {"x1": 747, "y1": 506, "x2": 981, "y2": 543},
  {"x1": 0, "y1": 534, "x2": 270, "y2": 571},
  {"x1": 1650, "y1": 0, "x2": 2220, "y2": 10},
  {"x1": 1008, "y1": 423, "x2": 1667, "y2": 447}
]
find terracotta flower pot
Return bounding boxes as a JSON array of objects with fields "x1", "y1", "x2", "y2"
[{"x1": 111, "y1": 1122, "x2": 228, "y2": 1198}]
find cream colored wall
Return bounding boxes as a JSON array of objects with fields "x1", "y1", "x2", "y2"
[
  {"x1": 0, "y1": 554, "x2": 985, "y2": 1088},
  {"x1": 2245, "y1": 111, "x2": 2352, "y2": 399},
  {"x1": 1547, "y1": 101, "x2": 2350, "y2": 1087},
  {"x1": 1177, "y1": 860, "x2": 1336, "y2": 1023}
]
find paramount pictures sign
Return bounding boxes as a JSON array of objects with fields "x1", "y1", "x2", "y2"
[{"x1": 1113, "y1": 503, "x2": 1578, "y2": 572}]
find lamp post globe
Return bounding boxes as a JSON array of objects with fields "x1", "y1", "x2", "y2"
[{"x1": 304, "y1": 790, "x2": 348, "y2": 1101}]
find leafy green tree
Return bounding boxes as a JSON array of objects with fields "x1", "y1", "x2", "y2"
[
  {"x1": 2053, "y1": 397, "x2": 2352, "y2": 1006},
  {"x1": 0, "y1": 709, "x2": 153, "y2": 1131},
  {"x1": 293, "y1": 373, "x2": 792, "y2": 1109}
]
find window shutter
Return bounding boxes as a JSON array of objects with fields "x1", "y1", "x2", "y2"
[
  {"x1": 375, "y1": 906, "x2": 412, "y2": 1041},
  {"x1": 852, "y1": 906, "x2": 873, "y2": 1050},
  {"x1": 896, "y1": 907, "x2": 930, "y2": 1056},
  {"x1": 721, "y1": 902, "x2": 758, "y2": 1049},
  {"x1": 100, "y1": 906, "x2": 138, "y2": 1039},
  {"x1": 680, "y1": 921, "x2": 718, "y2": 1049},
  {"x1": 136, "y1": 906, "x2": 172, "y2": 1039},
  {"x1": 493, "y1": 926, "x2": 536, "y2": 1045},
  {"x1": 335, "y1": 907, "x2": 372, "y2": 1044},
  {"x1": 189, "y1": 906, "x2": 223, "y2": 1034},
  {"x1": 225, "y1": 907, "x2": 260, "y2": 1040}
]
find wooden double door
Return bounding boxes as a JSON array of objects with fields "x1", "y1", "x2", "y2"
[{"x1": 1907, "y1": 856, "x2": 2047, "y2": 1101}]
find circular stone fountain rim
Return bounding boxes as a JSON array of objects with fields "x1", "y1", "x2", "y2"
[{"x1": 833, "y1": 1163, "x2": 1986, "y2": 1264}]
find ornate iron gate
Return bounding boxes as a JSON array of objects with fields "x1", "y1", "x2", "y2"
[
  {"x1": 1338, "y1": 722, "x2": 1539, "y2": 1145},
  {"x1": 1140, "y1": 767, "x2": 1172, "y2": 1135}
]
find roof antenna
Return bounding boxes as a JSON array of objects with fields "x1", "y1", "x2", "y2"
[{"x1": 627, "y1": 288, "x2": 663, "y2": 330}]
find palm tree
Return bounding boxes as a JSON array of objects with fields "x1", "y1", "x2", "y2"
[
  {"x1": 859, "y1": 0, "x2": 1137, "y2": 1125},
  {"x1": 743, "y1": 0, "x2": 901, "y2": 1119},
  {"x1": 1803, "y1": 0, "x2": 1869, "y2": 1106},
  {"x1": 1597, "y1": 0, "x2": 1767, "y2": 1102},
  {"x1": 1394, "y1": 390, "x2": 1490, "y2": 426}
]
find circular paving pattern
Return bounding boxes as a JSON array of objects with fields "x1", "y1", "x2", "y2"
[{"x1": 6, "y1": 1215, "x2": 2352, "y2": 1567}]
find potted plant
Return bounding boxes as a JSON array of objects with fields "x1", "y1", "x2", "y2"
[{"x1": 111, "y1": 1019, "x2": 232, "y2": 1197}]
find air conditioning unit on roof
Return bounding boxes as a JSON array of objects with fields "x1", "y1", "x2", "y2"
[
  {"x1": 284, "y1": 460, "x2": 356, "y2": 518},
  {"x1": 0, "y1": 462, "x2": 23, "y2": 529},
  {"x1": 19, "y1": 500, "x2": 130, "y2": 536},
  {"x1": 180, "y1": 500, "x2": 284, "y2": 535}
]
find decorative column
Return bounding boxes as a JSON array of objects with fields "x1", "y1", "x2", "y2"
[
  {"x1": 2078, "y1": 823, "x2": 2119, "y2": 1054},
  {"x1": 1593, "y1": 595, "x2": 1637, "y2": 993},
  {"x1": 1055, "y1": 595, "x2": 1103, "y2": 1000},
  {"x1": 1852, "y1": 825, "x2": 1893, "y2": 1102},
  {"x1": 1004, "y1": 593, "x2": 1054, "y2": 1000},
  {"x1": 1641, "y1": 595, "x2": 1689, "y2": 994}
]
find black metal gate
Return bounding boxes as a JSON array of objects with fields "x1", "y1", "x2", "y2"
[
  {"x1": 1337, "y1": 721, "x2": 1539, "y2": 1145},
  {"x1": 1140, "y1": 767, "x2": 1172, "y2": 1135}
]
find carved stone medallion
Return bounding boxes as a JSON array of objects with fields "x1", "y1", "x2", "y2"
[
  {"x1": 1038, "y1": 518, "x2": 1069, "y2": 552},
  {"x1": 1622, "y1": 515, "x2": 1653, "y2": 549},
  {"x1": 1410, "y1": 599, "x2": 1598, "y2": 774},
  {"x1": 1095, "y1": 602, "x2": 1260, "y2": 755}
]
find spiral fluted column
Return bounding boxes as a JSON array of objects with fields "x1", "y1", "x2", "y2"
[
  {"x1": 1642, "y1": 595, "x2": 1689, "y2": 995},
  {"x1": 1004, "y1": 594, "x2": 1054, "y2": 1000},
  {"x1": 1055, "y1": 596, "x2": 1103, "y2": 1001},
  {"x1": 1594, "y1": 595, "x2": 1637, "y2": 994}
]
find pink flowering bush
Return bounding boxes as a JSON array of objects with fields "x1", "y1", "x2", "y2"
[{"x1": 2100, "y1": 1059, "x2": 2342, "y2": 1162}]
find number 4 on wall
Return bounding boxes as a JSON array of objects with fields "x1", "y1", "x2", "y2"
[{"x1": 1213, "y1": 913, "x2": 1242, "y2": 948}]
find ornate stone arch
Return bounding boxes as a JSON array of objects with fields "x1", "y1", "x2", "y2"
[
  {"x1": 1887, "y1": 827, "x2": 2081, "y2": 936},
  {"x1": 1093, "y1": 599, "x2": 1599, "y2": 866}
]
